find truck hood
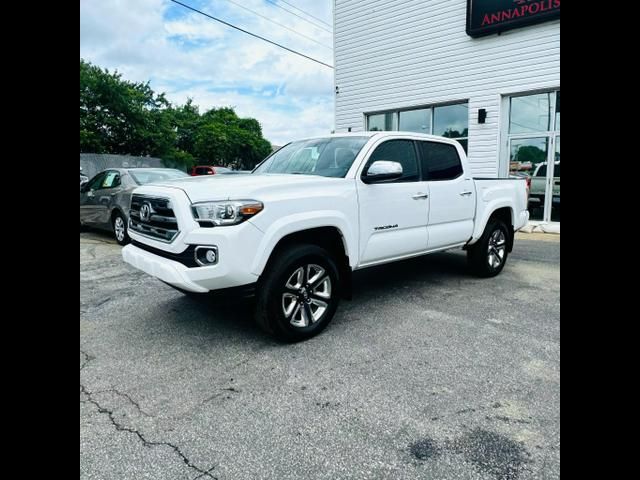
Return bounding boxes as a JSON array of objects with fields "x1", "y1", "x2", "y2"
[{"x1": 142, "y1": 173, "x2": 347, "y2": 203}]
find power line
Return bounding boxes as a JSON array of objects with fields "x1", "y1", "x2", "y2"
[
  {"x1": 264, "y1": 0, "x2": 333, "y2": 34},
  {"x1": 169, "y1": 0, "x2": 334, "y2": 69},
  {"x1": 220, "y1": 0, "x2": 332, "y2": 50},
  {"x1": 277, "y1": 0, "x2": 333, "y2": 28}
]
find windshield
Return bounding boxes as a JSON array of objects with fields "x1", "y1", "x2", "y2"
[
  {"x1": 129, "y1": 169, "x2": 189, "y2": 185},
  {"x1": 253, "y1": 136, "x2": 369, "y2": 178}
]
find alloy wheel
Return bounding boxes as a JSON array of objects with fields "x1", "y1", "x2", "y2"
[
  {"x1": 487, "y1": 229, "x2": 506, "y2": 269},
  {"x1": 281, "y1": 264, "x2": 332, "y2": 328}
]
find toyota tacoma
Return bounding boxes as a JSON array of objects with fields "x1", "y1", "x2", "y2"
[{"x1": 122, "y1": 132, "x2": 529, "y2": 341}]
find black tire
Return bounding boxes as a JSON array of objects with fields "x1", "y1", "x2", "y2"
[
  {"x1": 112, "y1": 212, "x2": 130, "y2": 246},
  {"x1": 467, "y1": 219, "x2": 510, "y2": 278},
  {"x1": 255, "y1": 244, "x2": 340, "y2": 342}
]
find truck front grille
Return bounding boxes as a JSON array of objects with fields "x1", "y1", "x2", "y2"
[{"x1": 129, "y1": 194, "x2": 179, "y2": 243}]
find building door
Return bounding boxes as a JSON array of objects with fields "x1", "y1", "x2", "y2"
[{"x1": 507, "y1": 91, "x2": 560, "y2": 222}]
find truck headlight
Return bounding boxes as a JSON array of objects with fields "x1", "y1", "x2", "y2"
[{"x1": 191, "y1": 200, "x2": 263, "y2": 226}]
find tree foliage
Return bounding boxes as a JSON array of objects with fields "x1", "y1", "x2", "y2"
[{"x1": 80, "y1": 59, "x2": 272, "y2": 169}]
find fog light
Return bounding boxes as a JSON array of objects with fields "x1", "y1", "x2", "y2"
[{"x1": 194, "y1": 246, "x2": 218, "y2": 266}]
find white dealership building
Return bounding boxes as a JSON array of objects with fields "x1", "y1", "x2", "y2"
[{"x1": 333, "y1": 0, "x2": 560, "y2": 224}]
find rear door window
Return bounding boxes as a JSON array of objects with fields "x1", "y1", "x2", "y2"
[
  {"x1": 101, "y1": 171, "x2": 120, "y2": 188},
  {"x1": 419, "y1": 141, "x2": 463, "y2": 181}
]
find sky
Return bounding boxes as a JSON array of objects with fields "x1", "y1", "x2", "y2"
[{"x1": 80, "y1": 0, "x2": 335, "y2": 146}]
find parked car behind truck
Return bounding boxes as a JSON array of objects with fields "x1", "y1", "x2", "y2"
[
  {"x1": 122, "y1": 132, "x2": 529, "y2": 341},
  {"x1": 80, "y1": 168, "x2": 189, "y2": 245},
  {"x1": 528, "y1": 161, "x2": 560, "y2": 214},
  {"x1": 190, "y1": 165, "x2": 231, "y2": 176}
]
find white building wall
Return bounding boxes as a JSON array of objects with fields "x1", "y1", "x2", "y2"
[{"x1": 334, "y1": 0, "x2": 560, "y2": 177}]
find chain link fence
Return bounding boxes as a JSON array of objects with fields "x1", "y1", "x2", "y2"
[{"x1": 80, "y1": 154, "x2": 180, "y2": 180}]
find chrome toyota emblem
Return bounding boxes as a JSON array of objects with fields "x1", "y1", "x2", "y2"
[{"x1": 140, "y1": 203, "x2": 152, "y2": 222}]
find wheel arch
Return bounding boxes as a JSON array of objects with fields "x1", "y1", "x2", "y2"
[
  {"x1": 256, "y1": 225, "x2": 353, "y2": 300},
  {"x1": 110, "y1": 206, "x2": 127, "y2": 223},
  {"x1": 469, "y1": 203, "x2": 515, "y2": 251}
]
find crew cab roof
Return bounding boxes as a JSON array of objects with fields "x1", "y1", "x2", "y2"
[{"x1": 289, "y1": 131, "x2": 463, "y2": 145}]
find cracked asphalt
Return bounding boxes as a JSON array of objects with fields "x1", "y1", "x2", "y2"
[{"x1": 80, "y1": 230, "x2": 559, "y2": 480}]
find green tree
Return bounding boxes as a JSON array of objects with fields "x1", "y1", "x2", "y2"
[
  {"x1": 172, "y1": 99, "x2": 201, "y2": 155},
  {"x1": 194, "y1": 107, "x2": 272, "y2": 169},
  {"x1": 80, "y1": 59, "x2": 174, "y2": 156},
  {"x1": 80, "y1": 59, "x2": 272, "y2": 170},
  {"x1": 514, "y1": 145, "x2": 546, "y2": 164}
]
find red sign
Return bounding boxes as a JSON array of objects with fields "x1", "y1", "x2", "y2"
[{"x1": 467, "y1": 0, "x2": 560, "y2": 37}]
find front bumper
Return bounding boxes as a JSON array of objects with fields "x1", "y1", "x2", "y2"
[
  {"x1": 122, "y1": 243, "x2": 260, "y2": 293},
  {"x1": 122, "y1": 185, "x2": 266, "y2": 293}
]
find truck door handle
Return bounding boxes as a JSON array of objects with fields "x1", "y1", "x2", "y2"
[
  {"x1": 459, "y1": 191, "x2": 473, "y2": 196},
  {"x1": 412, "y1": 193, "x2": 429, "y2": 199}
]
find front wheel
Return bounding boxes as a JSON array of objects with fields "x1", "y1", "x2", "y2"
[
  {"x1": 112, "y1": 212, "x2": 130, "y2": 246},
  {"x1": 255, "y1": 244, "x2": 340, "y2": 342},
  {"x1": 467, "y1": 219, "x2": 510, "y2": 277}
]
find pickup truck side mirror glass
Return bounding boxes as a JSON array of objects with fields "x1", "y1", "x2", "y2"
[{"x1": 362, "y1": 160, "x2": 403, "y2": 184}]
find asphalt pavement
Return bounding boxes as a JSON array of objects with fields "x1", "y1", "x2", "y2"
[{"x1": 80, "y1": 230, "x2": 559, "y2": 480}]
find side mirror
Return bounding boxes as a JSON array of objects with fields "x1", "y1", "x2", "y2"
[{"x1": 362, "y1": 161, "x2": 403, "y2": 184}]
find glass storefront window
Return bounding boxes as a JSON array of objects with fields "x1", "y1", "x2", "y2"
[
  {"x1": 366, "y1": 102, "x2": 469, "y2": 155},
  {"x1": 399, "y1": 108, "x2": 431, "y2": 133},
  {"x1": 509, "y1": 93, "x2": 551, "y2": 134},
  {"x1": 366, "y1": 102, "x2": 468, "y2": 151},
  {"x1": 510, "y1": 137, "x2": 548, "y2": 221},
  {"x1": 434, "y1": 103, "x2": 469, "y2": 138},
  {"x1": 367, "y1": 112, "x2": 397, "y2": 131},
  {"x1": 507, "y1": 90, "x2": 559, "y2": 223}
]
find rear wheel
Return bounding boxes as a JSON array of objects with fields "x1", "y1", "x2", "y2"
[
  {"x1": 255, "y1": 244, "x2": 340, "y2": 342},
  {"x1": 467, "y1": 219, "x2": 510, "y2": 277}
]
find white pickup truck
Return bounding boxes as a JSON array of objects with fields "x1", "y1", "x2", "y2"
[{"x1": 122, "y1": 132, "x2": 529, "y2": 341}]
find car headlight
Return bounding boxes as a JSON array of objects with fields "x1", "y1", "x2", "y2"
[{"x1": 191, "y1": 200, "x2": 263, "y2": 226}]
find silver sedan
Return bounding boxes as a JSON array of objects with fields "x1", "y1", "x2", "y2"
[{"x1": 80, "y1": 168, "x2": 189, "y2": 245}]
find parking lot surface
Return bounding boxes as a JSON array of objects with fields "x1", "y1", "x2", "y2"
[{"x1": 80, "y1": 230, "x2": 559, "y2": 480}]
